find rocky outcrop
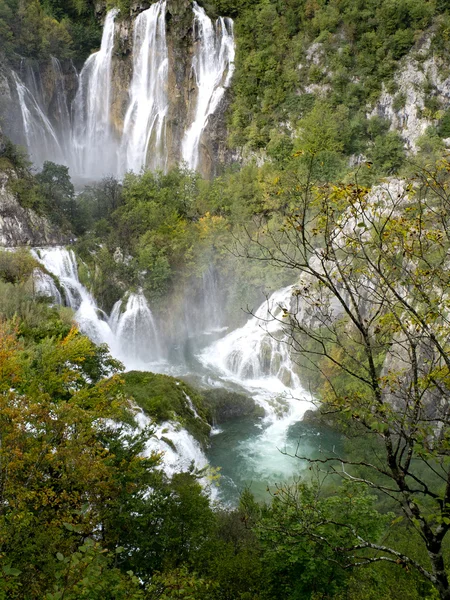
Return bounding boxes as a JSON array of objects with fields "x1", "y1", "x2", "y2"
[
  {"x1": 0, "y1": 160, "x2": 67, "y2": 247},
  {"x1": 203, "y1": 388, "x2": 264, "y2": 423},
  {"x1": 369, "y1": 37, "x2": 450, "y2": 151}
]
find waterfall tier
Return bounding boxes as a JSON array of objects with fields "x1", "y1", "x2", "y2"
[
  {"x1": 200, "y1": 286, "x2": 301, "y2": 391},
  {"x1": 9, "y1": 1, "x2": 235, "y2": 180},
  {"x1": 181, "y1": 2, "x2": 235, "y2": 171},
  {"x1": 72, "y1": 9, "x2": 119, "y2": 179},
  {"x1": 32, "y1": 247, "x2": 162, "y2": 369},
  {"x1": 120, "y1": 1, "x2": 169, "y2": 176}
]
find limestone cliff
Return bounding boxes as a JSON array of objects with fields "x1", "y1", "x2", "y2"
[
  {"x1": 369, "y1": 36, "x2": 450, "y2": 151},
  {"x1": 0, "y1": 133, "x2": 67, "y2": 247}
]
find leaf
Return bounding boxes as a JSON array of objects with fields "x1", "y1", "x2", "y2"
[{"x1": 56, "y1": 552, "x2": 64, "y2": 562}]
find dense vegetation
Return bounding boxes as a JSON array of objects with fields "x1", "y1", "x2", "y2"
[
  {"x1": 0, "y1": 248, "x2": 440, "y2": 600},
  {"x1": 3, "y1": 0, "x2": 450, "y2": 597},
  {"x1": 211, "y1": 0, "x2": 450, "y2": 155},
  {"x1": 0, "y1": 0, "x2": 101, "y2": 63}
]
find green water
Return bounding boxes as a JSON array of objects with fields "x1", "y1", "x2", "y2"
[{"x1": 207, "y1": 416, "x2": 342, "y2": 505}]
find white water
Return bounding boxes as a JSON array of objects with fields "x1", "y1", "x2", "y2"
[
  {"x1": 72, "y1": 9, "x2": 119, "y2": 179},
  {"x1": 181, "y1": 2, "x2": 235, "y2": 170},
  {"x1": 12, "y1": 3, "x2": 234, "y2": 178},
  {"x1": 32, "y1": 247, "x2": 161, "y2": 369},
  {"x1": 201, "y1": 286, "x2": 302, "y2": 391},
  {"x1": 110, "y1": 293, "x2": 162, "y2": 366},
  {"x1": 13, "y1": 72, "x2": 64, "y2": 169},
  {"x1": 120, "y1": 1, "x2": 169, "y2": 175},
  {"x1": 31, "y1": 248, "x2": 314, "y2": 499},
  {"x1": 200, "y1": 285, "x2": 312, "y2": 490}
]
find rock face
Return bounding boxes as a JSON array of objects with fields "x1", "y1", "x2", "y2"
[
  {"x1": 202, "y1": 388, "x2": 264, "y2": 423},
  {"x1": 0, "y1": 148, "x2": 67, "y2": 247},
  {"x1": 369, "y1": 37, "x2": 450, "y2": 150}
]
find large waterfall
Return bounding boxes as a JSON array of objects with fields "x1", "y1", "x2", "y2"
[
  {"x1": 120, "y1": 1, "x2": 169, "y2": 175},
  {"x1": 32, "y1": 247, "x2": 162, "y2": 369},
  {"x1": 181, "y1": 2, "x2": 235, "y2": 171},
  {"x1": 10, "y1": 2, "x2": 235, "y2": 179},
  {"x1": 13, "y1": 71, "x2": 64, "y2": 169},
  {"x1": 72, "y1": 9, "x2": 119, "y2": 179}
]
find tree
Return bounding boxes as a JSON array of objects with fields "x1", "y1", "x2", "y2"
[
  {"x1": 36, "y1": 161, "x2": 76, "y2": 226},
  {"x1": 240, "y1": 156, "x2": 450, "y2": 599},
  {"x1": 0, "y1": 323, "x2": 146, "y2": 598}
]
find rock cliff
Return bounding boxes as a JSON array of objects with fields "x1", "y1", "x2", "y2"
[{"x1": 0, "y1": 132, "x2": 67, "y2": 247}]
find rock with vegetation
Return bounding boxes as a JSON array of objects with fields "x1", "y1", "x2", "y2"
[
  {"x1": 123, "y1": 370, "x2": 212, "y2": 447},
  {"x1": 0, "y1": 135, "x2": 69, "y2": 246}
]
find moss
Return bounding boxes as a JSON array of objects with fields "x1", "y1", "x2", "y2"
[{"x1": 123, "y1": 371, "x2": 212, "y2": 447}]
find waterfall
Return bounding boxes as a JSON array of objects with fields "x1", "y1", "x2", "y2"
[
  {"x1": 72, "y1": 9, "x2": 119, "y2": 179},
  {"x1": 8, "y1": 3, "x2": 234, "y2": 178},
  {"x1": 201, "y1": 286, "x2": 301, "y2": 390},
  {"x1": 120, "y1": 0, "x2": 169, "y2": 175},
  {"x1": 32, "y1": 247, "x2": 162, "y2": 369},
  {"x1": 110, "y1": 293, "x2": 162, "y2": 365},
  {"x1": 13, "y1": 72, "x2": 64, "y2": 168},
  {"x1": 181, "y1": 2, "x2": 235, "y2": 171}
]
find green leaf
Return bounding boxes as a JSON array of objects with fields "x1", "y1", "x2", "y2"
[{"x1": 56, "y1": 552, "x2": 64, "y2": 562}]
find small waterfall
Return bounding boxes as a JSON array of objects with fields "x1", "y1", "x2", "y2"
[
  {"x1": 181, "y1": 2, "x2": 235, "y2": 171},
  {"x1": 201, "y1": 286, "x2": 301, "y2": 390},
  {"x1": 13, "y1": 72, "x2": 64, "y2": 168},
  {"x1": 32, "y1": 248, "x2": 162, "y2": 369},
  {"x1": 72, "y1": 9, "x2": 119, "y2": 179},
  {"x1": 32, "y1": 248, "x2": 117, "y2": 351},
  {"x1": 110, "y1": 293, "x2": 162, "y2": 365},
  {"x1": 120, "y1": 0, "x2": 169, "y2": 175}
]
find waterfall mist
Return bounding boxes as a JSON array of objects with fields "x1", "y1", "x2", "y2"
[{"x1": 72, "y1": 9, "x2": 119, "y2": 180}]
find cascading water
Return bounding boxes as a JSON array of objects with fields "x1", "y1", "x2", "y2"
[
  {"x1": 8, "y1": 3, "x2": 234, "y2": 178},
  {"x1": 32, "y1": 248, "x2": 118, "y2": 351},
  {"x1": 201, "y1": 286, "x2": 302, "y2": 391},
  {"x1": 13, "y1": 71, "x2": 64, "y2": 168},
  {"x1": 32, "y1": 247, "x2": 162, "y2": 369},
  {"x1": 120, "y1": 0, "x2": 169, "y2": 175},
  {"x1": 200, "y1": 285, "x2": 313, "y2": 502},
  {"x1": 110, "y1": 293, "x2": 162, "y2": 366},
  {"x1": 71, "y1": 9, "x2": 119, "y2": 179},
  {"x1": 181, "y1": 2, "x2": 235, "y2": 171},
  {"x1": 31, "y1": 247, "x2": 216, "y2": 489},
  {"x1": 31, "y1": 248, "x2": 319, "y2": 502}
]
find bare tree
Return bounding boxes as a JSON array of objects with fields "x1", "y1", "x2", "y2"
[{"x1": 239, "y1": 158, "x2": 450, "y2": 599}]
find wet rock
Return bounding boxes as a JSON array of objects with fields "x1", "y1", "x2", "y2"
[{"x1": 203, "y1": 388, "x2": 264, "y2": 423}]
